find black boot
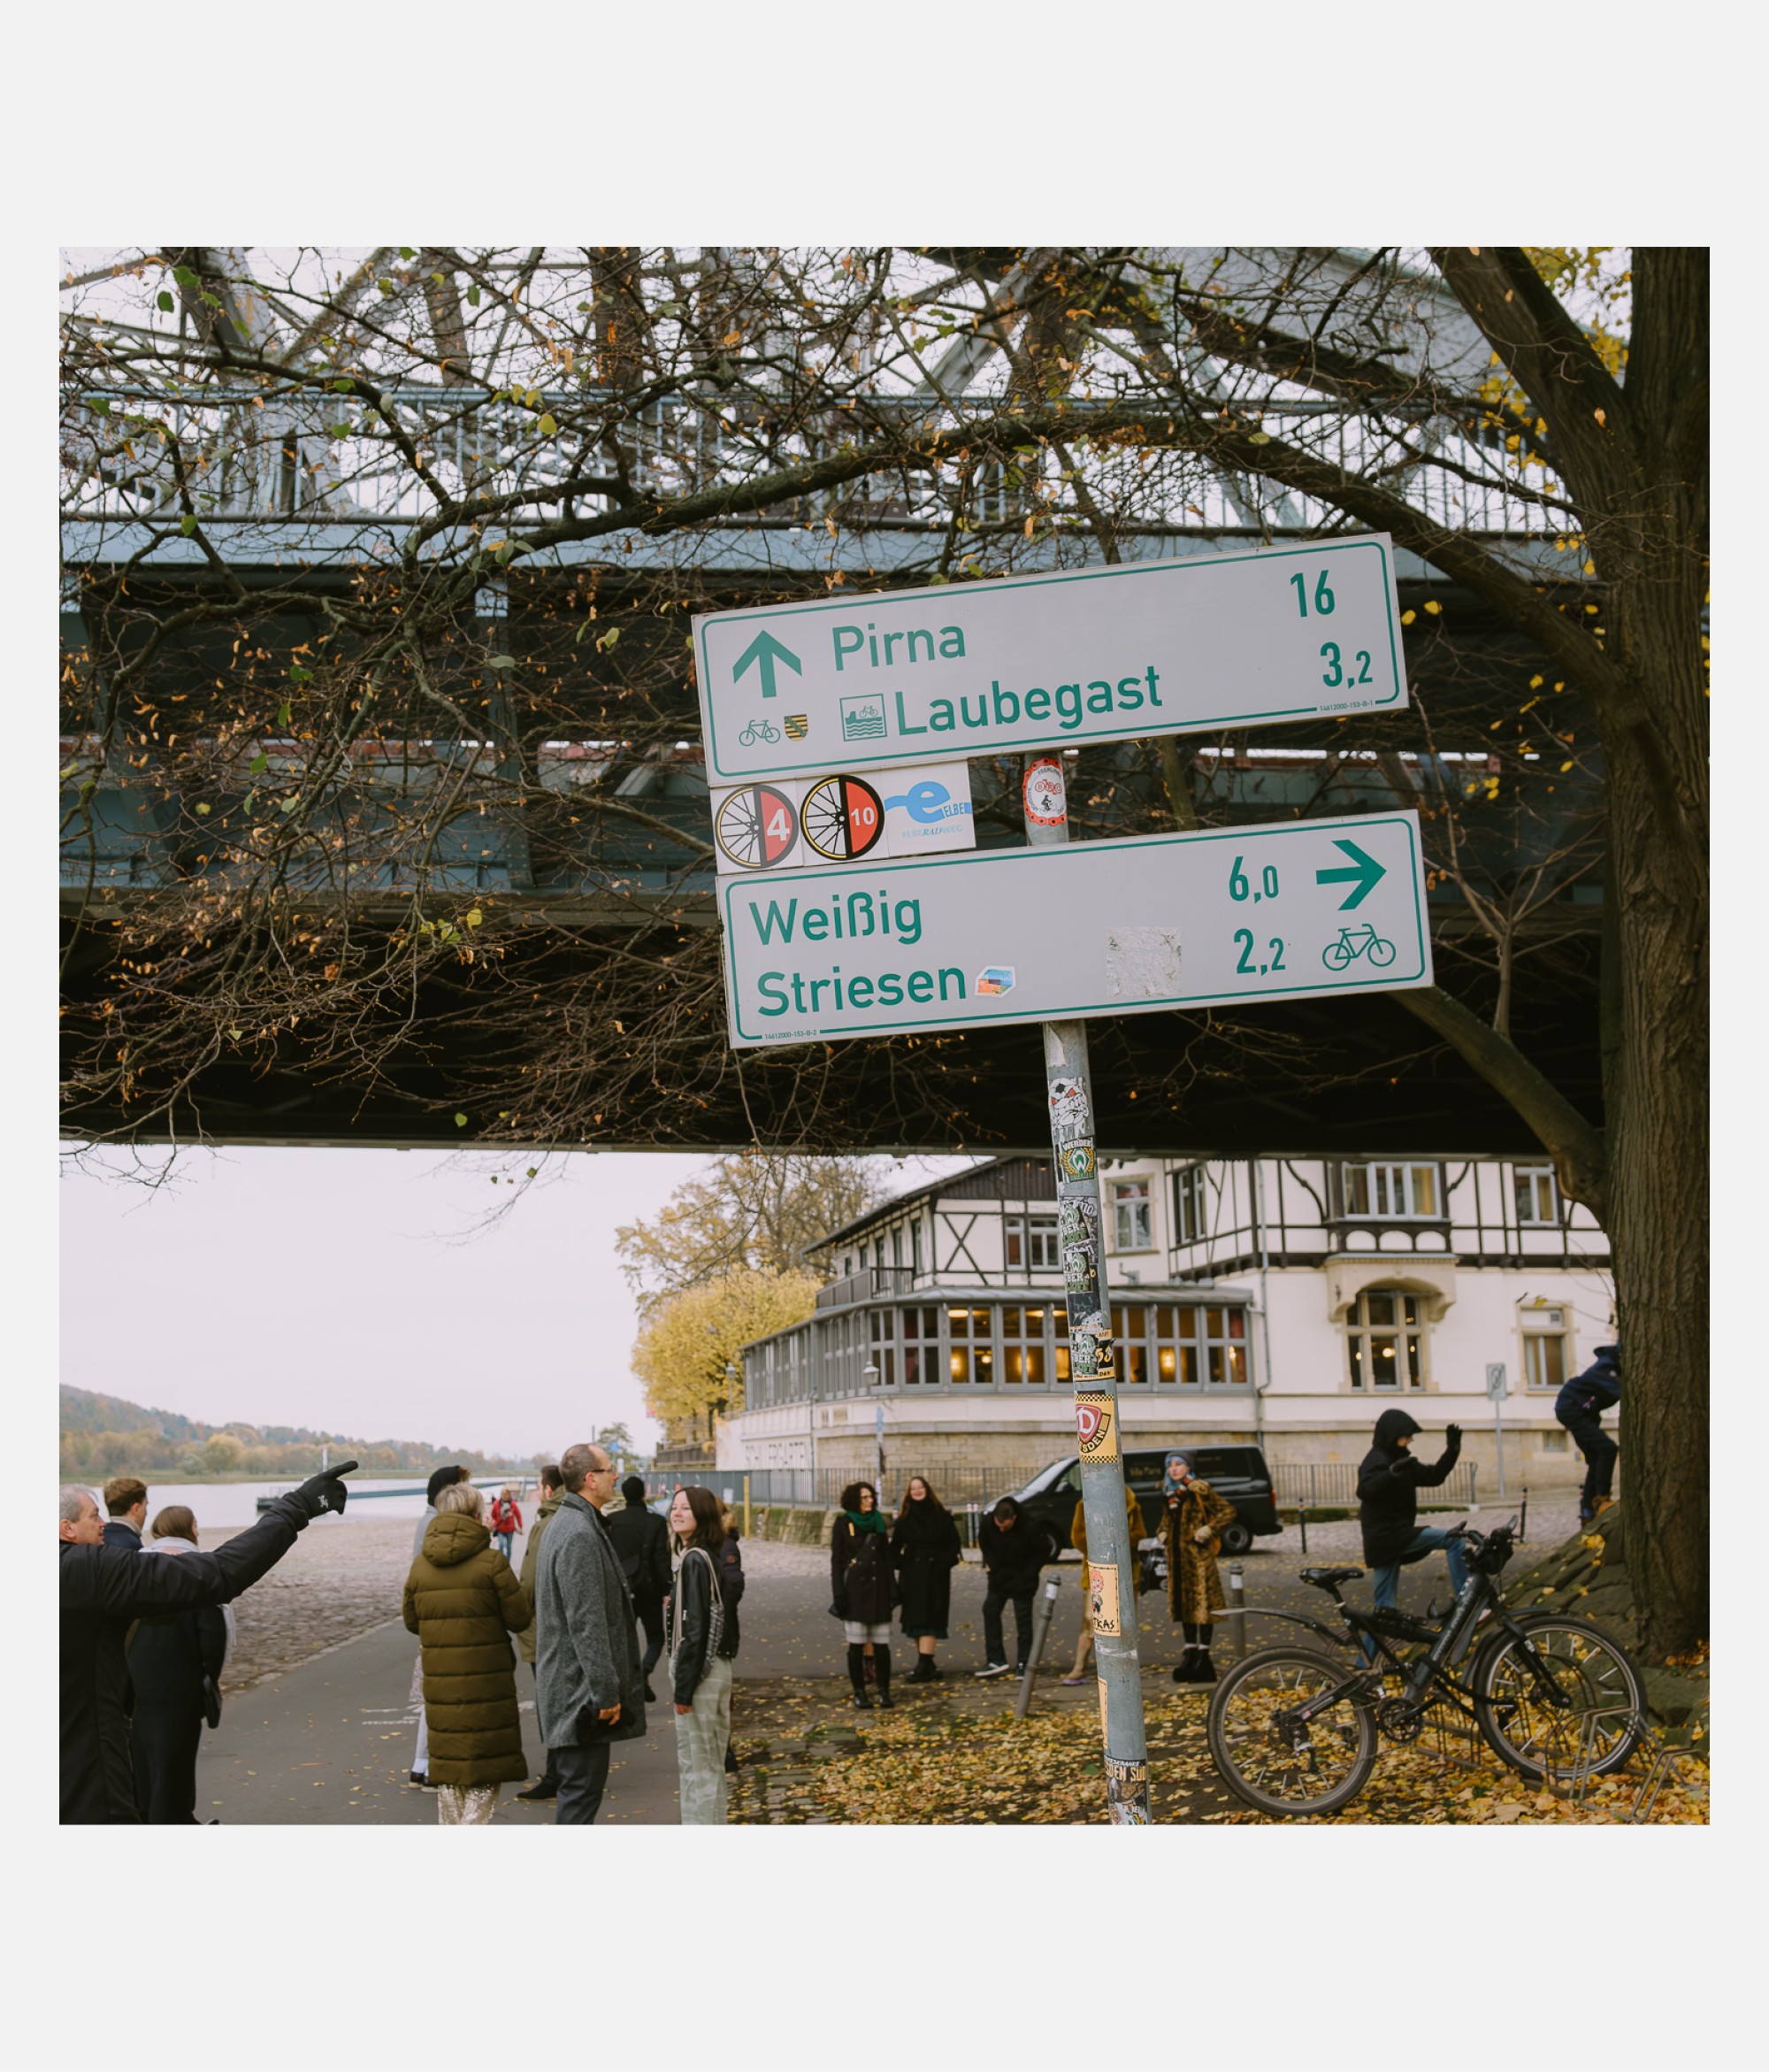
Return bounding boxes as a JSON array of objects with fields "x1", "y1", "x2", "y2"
[
  {"x1": 847, "y1": 1643, "x2": 872, "y2": 1707},
  {"x1": 908, "y1": 1655, "x2": 932, "y2": 1683},
  {"x1": 876, "y1": 1646, "x2": 894, "y2": 1707},
  {"x1": 1171, "y1": 1648, "x2": 1200, "y2": 1684},
  {"x1": 1194, "y1": 1626, "x2": 1218, "y2": 1684}
]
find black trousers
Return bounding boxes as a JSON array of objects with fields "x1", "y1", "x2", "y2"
[
  {"x1": 1560, "y1": 1408, "x2": 1618, "y2": 1508},
  {"x1": 554, "y1": 1741, "x2": 612, "y2": 1824},
  {"x1": 133, "y1": 1705, "x2": 202, "y2": 1824},
  {"x1": 983, "y1": 1589, "x2": 1035, "y2": 1668},
  {"x1": 633, "y1": 1589, "x2": 665, "y2": 1679}
]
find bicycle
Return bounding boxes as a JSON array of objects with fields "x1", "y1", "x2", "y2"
[
  {"x1": 1205, "y1": 1517, "x2": 1646, "y2": 1816},
  {"x1": 1321, "y1": 922, "x2": 1396, "y2": 971},
  {"x1": 738, "y1": 716, "x2": 781, "y2": 747}
]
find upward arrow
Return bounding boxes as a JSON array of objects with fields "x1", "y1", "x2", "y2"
[
  {"x1": 1315, "y1": 838, "x2": 1386, "y2": 909},
  {"x1": 732, "y1": 629, "x2": 802, "y2": 700}
]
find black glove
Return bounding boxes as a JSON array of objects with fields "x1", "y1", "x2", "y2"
[
  {"x1": 1444, "y1": 1424, "x2": 1463, "y2": 1447},
  {"x1": 290, "y1": 1459, "x2": 358, "y2": 1519}
]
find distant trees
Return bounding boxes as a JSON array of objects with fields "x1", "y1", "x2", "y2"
[{"x1": 631, "y1": 1267, "x2": 820, "y2": 1441}]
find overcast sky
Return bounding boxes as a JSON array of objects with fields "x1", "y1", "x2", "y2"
[{"x1": 58, "y1": 1146, "x2": 964, "y2": 1459}]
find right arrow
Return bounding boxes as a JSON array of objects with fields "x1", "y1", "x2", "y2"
[
  {"x1": 732, "y1": 629, "x2": 802, "y2": 700},
  {"x1": 1315, "y1": 838, "x2": 1386, "y2": 909}
]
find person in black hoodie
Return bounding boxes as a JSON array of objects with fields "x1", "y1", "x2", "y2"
[
  {"x1": 975, "y1": 1496, "x2": 1045, "y2": 1678},
  {"x1": 1356, "y1": 1409, "x2": 1470, "y2": 1627},
  {"x1": 603, "y1": 1476, "x2": 673, "y2": 1700},
  {"x1": 1556, "y1": 1344, "x2": 1620, "y2": 1524}
]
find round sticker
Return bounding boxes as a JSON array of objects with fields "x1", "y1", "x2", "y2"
[
  {"x1": 1023, "y1": 756, "x2": 1067, "y2": 826},
  {"x1": 716, "y1": 784, "x2": 800, "y2": 870},
  {"x1": 801, "y1": 773, "x2": 885, "y2": 861}
]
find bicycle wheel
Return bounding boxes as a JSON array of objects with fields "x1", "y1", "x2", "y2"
[
  {"x1": 1321, "y1": 939, "x2": 1353, "y2": 972},
  {"x1": 1206, "y1": 1646, "x2": 1378, "y2": 1816},
  {"x1": 1472, "y1": 1615, "x2": 1646, "y2": 1783},
  {"x1": 715, "y1": 785, "x2": 798, "y2": 870},
  {"x1": 1367, "y1": 934, "x2": 1397, "y2": 968}
]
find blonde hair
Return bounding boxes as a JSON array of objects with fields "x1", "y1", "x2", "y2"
[{"x1": 436, "y1": 1481, "x2": 484, "y2": 1519}]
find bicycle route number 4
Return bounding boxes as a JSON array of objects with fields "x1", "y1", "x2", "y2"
[{"x1": 1225, "y1": 854, "x2": 1396, "y2": 979}]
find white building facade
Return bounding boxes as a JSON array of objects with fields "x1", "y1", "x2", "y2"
[{"x1": 719, "y1": 1154, "x2": 1612, "y2": 1499}]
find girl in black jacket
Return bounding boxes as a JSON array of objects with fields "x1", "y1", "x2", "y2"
[
  {"x1": 128, "y1": 1506, "x2": 230, "y2": 1824},
  {"x1": 830, "y1": 1481, "x2": 895, "y2": 1708},
  {"x1": 665, "y1": 1485, "x2": 737, "y2": 1823},
  {"x1": 889, "y1": 1476, "x2": 961, "y2": 1682}
]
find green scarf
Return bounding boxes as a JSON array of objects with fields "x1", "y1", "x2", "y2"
[{"x1": 845, "y1": 1507, "x2": 888, "y2": 1535}]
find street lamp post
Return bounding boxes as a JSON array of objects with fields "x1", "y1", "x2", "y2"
[{"x1": 862, "y1": 1362, "x2": 882, "y2": 1496}]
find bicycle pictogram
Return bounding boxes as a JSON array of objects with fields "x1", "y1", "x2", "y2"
[
  {"x1": 1321, "y1": 923, "x2": 1396, "y2": 971},
  {"x1": 738, "y1": 716, "x2": 781, "y2": 747}
]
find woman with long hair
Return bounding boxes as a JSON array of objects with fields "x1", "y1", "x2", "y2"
[
  {"x1": 888, "y1": 1475, "x2": 961, "y2": 1682},
  {"x1": 829, "y1": 1480, "x2": 895, "y2": 1708},
  {"x1": 1157, "y1": 1451, "x2": 1237, "y2": 1684},
  {"x1": 129, "y1": 1505, "x2": 232, "y2": 1823},
  {"x1": 664, "y1": 1485, "x2": 737, "y2": 1823},
  {"x1": 488, "y1": 1485, "x2": 523, "y2": 1559},
  {"x1": 402, "y1": 1480, "x2": 532, "y2": 1823}
]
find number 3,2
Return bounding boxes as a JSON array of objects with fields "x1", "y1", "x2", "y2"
[
  {"x1": 1234, "y1": 931, "x2": 1288, "y2": 975},
  {"x1": 1319, "y1": 641, "x2": 1372, "y2": 688}
]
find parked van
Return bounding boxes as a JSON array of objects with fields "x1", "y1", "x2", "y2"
[{"x1": 1002, "y1": 1445, "x2": 1281, "y2": 1562}]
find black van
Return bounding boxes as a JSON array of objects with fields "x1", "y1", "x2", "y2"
[{"x1": 1002, "y1": 1446, "x2": 1282, "y2": 1562}]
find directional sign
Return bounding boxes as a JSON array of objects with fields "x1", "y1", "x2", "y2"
[
  {"x1": 718, "y1": 810, "x2": 1432, "y2": 1048},
  {"x1": 694, "y1": 534, "x2": 1407, "y2": 783}
]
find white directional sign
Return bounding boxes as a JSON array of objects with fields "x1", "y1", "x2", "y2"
[
  {"x1": 718, "y1": 810, "x2": 1432, "y2": 1048},
  {"x1": 694, "y1": 534, "x2": 1407, "y2": 784}
]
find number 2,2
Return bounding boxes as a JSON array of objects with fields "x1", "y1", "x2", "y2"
[
  {"x1": 1235, "y1": 930, "x2": 1287, "y2": 977},
  {"x1": 1319, "y1": 641, "x2": 1372, "y2": 688}
]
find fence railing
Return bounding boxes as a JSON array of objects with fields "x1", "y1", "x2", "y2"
[{"x1": 1272, "y1": 1461, "x2": 1480, "y2": 1510}]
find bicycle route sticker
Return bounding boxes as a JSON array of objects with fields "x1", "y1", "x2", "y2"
[
  {"x1": 714, "y1": 783, "x2": 800, "y2": 871},
  {"x1": 1022, "y1": 756, "x2": 1067, "y2": 826},
  {"x1": 800, "y1": 774, "x2": 885, "y2": 862},
  {"x1": 1076, "y1": 1393, "x2": 1117, "y2": 1462}
]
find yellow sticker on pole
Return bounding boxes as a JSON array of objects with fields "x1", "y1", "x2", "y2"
[
  {"x1": 1089, "y1": 1560, "x2": 1122, "y2": 1638},
  {"x1": 1075, "y1": 1393, "x2": 1117, "y2": 1462}
]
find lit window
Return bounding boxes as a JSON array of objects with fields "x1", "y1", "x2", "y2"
[
  {"x1": 1346, "y1": 1288, "x2": 1426, "y2": 1390},
  {"x1": 1521, "y1": 1306, "x2": 1570, "y2": 1390},
  {"x1": 1151, "y1": 1303, "x2": 1248, "y2": 1386},
  {"x1": 946, "y1": 1306, "x2": 993, "y2": 1385},
  {"x1": 1173, "y1": 1163, "x2": 1207, "y2": 1244},
  {"x1": 1514, "y1": 1167, "x2": 1560, "y2": 1226},
  {"x1": 1112, "y1": 1179, "x2": 1153, "y2": 1250},
  {"x1": 1000, "y1": 1305, "x2": 1049, "y2": 1385},
  {"x1": 1341, "y1": 1163, "x2": 1441, "y2": 1220}
]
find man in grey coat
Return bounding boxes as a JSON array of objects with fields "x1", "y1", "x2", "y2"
[{"x1": 534, "y1": 1443, "x2": 647, "y2": 1824}]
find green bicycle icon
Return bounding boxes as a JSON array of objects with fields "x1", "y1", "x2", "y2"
[
  {"x1": 1322, "y1": 923, "x2": 1397, "y2": 971},
  {"x1": 738, "y1": 716, "x2": 781, "y2": 747}
]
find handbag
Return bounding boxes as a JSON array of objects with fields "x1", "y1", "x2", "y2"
[
  {"x1": 200, "y1": 1673, "x2": 223, "y2": 1731},
  {"x1": 667, "y1": 1546, "x2": 724, "y2": 1689}
]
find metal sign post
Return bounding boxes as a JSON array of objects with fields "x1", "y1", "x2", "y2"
[
  {"x1": 1486, "y1": 1362, "x2": 1509, "y2": 1500},
  {"x1": 1026, "y1": 753, "x2": 1151, "y2": 1824}
]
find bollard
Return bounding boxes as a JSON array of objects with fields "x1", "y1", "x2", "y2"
[
  {"x1": 1298, "y1": 1504, "x2": 1309, "y2": 1555},
  {"x1": 1519, "y1": 1484, "x2": 1528, "y2": 1545},
  {"x1": 1015, "y1": 1577, "x2": 1061, "y2": 1719},
  {"x1": 1227, "y1": 1560, "x2": 1246, "y2": 1662},
  {"x1": 743, "y1": 1473, "x2": 751, "y2": 1541}
]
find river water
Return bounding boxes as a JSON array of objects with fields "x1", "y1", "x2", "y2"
[{"x1": 115, "y1": 1473, "x2": 528, "y2": 1530}]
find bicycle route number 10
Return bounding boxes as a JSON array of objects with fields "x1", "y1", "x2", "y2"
[{"x1": 1229, "y1": 855, "x2": 1286, "y2": 979}]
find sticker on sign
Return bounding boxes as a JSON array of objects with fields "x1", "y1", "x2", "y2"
[
  {"x1": 708, "y1": 762, "x2": 975, "y2": 874},
  {"x1": 717, "y1": 810, "x2": 1433, "y2": 1047},
  {"x1": 694, "y1": 534, "x2": 1407, "y2": 781}
]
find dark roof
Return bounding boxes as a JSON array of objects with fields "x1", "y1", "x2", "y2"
[{"x1": 810, "y1": 1155, "x2": 1057, "y2": 1253}]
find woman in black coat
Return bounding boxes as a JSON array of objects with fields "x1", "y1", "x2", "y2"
[
  {"x1": 128, "y1": 1506, "x2": 230, "y2": 1824},
  {"x1": 889, "y1": 1476, "x2": 962, "y2": 1683},
  {"x1": 830, "y1": 1480, "x2": 896, "y2": 1709}
]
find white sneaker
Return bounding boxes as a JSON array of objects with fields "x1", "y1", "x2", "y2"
[{"x1": 975, "y1": 1661, "x2": 1012, "y2": 1678}]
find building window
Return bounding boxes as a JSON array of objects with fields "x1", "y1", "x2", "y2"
[
  {"x1": 1005, "y1": 1213, "x2": 1059, "y2": 1270},
  {"x1": 1111, "y1": 1179, "x2": 1153, "y2": 1250},
  {"x1": 869, "y1": 1308, "x2": 895, "y2": 1388},
  {"x1": 1173, "y1": 1163, "x2": 1207, "y2": 1244},
  {"x1": 911, "y1": 1218, "x2": 923, "y2": 1278},
  {"x1": 1341, "y1": 1163, "x2": 1441, "y2": 1220},
  {"x1": 1149, "y1": 1303, "x2": 1248, "y2": 1386},
  {"x1": 1000, "y1": 1304, "x2": 1050, "y2": 1385},
  {"x1": 1541, "y1": 1429, "x2": 1569, "y2": 1452},
  {"x1": 946, "y1": 1305, "x2": 993, "y2": 1385},
  {"x1": 1346, "y1": 1288, "x2": 1426, "y2": 1390},
  {"x1": 1514, "y1": 1166, "x2": 1560, "y2": 1226},
  {"x1": 1111, "y1": 1304, "x2": 1149, "y2": 1385},
  {"x1": 900, "y1": 1305, "x2": 938, "y2": 1385},
  {"x1": 1521, "y1": 1307, "x2": 1571, "y2": 1390}
]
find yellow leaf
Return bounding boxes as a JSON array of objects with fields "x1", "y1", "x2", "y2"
[{"x1": 465, "y1": 909, "x2": 483, "y2": 928}]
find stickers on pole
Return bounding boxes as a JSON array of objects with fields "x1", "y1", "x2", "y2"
[
  {"x1": 1088, "y1": 1560, "x2": 1123, "y2": 1638},
  {"x1": 709, "y1": 762, "x2": 973, "y2": 874},
  {"x1": 1075, "y1": 1393, "x2": 1118, "y2": 1462}
]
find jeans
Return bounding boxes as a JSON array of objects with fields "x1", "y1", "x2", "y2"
[
  {"x1": 494, "y1": 1531, "x2": 514, "y2": 1558},
  {"x1": 554, "y1": 1741, "x2": 612, "y2": 1825},
  {"x1": 633, "y1": 1589, "x2": 665, "y2": 1680},
  {"x1": 983, "y1": 1588, "x2": 1034, "y2": 1668},
  {"x1": 1560, "y1": 1410, "x2": 1618, "y2": 1510},
  {"x1": 1373, "y1": 1526, "x2": 1472, "y2": 1611},
  {"x1": 674, "y1": 1655, "x2": 732, "y2": 1824}
]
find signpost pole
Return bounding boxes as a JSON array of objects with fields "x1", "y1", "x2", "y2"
[
  {"x1": 1486, "y1": 1362, "x2": 1509, "y2": 1501},
  {"x1": 1024, "y1": 754, "x2": 1152, "y2": 1825}
]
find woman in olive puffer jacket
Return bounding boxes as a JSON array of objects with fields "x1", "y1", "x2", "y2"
[{"x1": 402, "y1": 1481, "x2": 532, "y2": 1823}]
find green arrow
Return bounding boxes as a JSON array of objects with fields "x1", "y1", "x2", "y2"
[
  {"x1": 732, "y1": 629, "x2": 802, "y2": 700},
  {"x1": 1315, "y1": 838, "x2": 1386, "y2": 909}
]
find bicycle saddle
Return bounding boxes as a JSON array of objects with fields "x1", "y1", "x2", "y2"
[{"x1": 1300, "y1": 1565, "x2": 1364, "y2": 1589}]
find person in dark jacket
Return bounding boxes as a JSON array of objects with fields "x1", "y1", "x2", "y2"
[
  {"x1": 975, "y1": 1496, "x2": 1045, "y2": 1678},
  {"x1": 515, "y1": 1464, "x2": 564, "y2": 1802},
  {"x1": 664, "y1": 1485, "x2": 738, "y2": 1823},
  {"x1": 402, "y1": 1481, "x2": 532, "y2": 1824},
  {"x1": 1356, "y1": 1410, "x2": 1470, "y2": 1638},
  {"x1": 128, "y1": 1506, "x2": 230, "y2": 1824},
  {"x1": 103, "y1": 1476, "x2": 149, "y2": 1553},
  {"x1": 59, "y1": 1463, "x2": 355, "y2": 1823},
  {"x1": 830, "y1": 1480, "x2": 895, "y2": 1709},
  {"x1": 603, "y1": 1475, "x2": 672, "y2": 1700},
  {"x1": 534, "y1": 1444, "x2": 646, "y2": 1825},
  {"x1": 889, "y1": 1475, "x2": 961, "y2": 1681},
  {"x1": 1556, "y1": 1344, "x2": 1620, "y2": 1523}
]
